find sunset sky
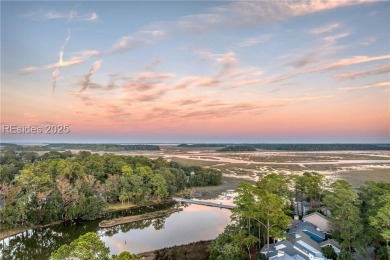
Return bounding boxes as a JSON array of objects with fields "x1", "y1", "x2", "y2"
[{"x1": 1, "y1": 0, "x2": 389, "y2": 143}]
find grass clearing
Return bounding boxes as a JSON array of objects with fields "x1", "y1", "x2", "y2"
[{"x1": 105, "y1": 202, "x2": 137, "y2": 213}]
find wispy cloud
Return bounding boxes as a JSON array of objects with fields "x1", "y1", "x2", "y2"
[
  {"x1": 177, "y1": 99, "x2": 202, "y2": 106},
  {"x1": 142, "y1": 101, "x2": 278, "y2": 123},
  {"x1": 143, "y1": 57, "x2": 161, "y2": 71},
  {"x1": 310, "y1": 23, "x2": 340, "y2": 34},
  {"x1": 358, "y1": 37, "x2": 376, "y2": 46},
  {"x1": 258, "y1": 55, "x2": 389, "y2": 87},
  {"x1": 198, "y1": 50, "x2": 238, "y2": 67},
  {"x1": 19, "y1": 66, "x2": 39, "y2": 74},
  {"x1": 311, "y1": 55, "x2": 390, "y2": 72},
  {"x1": 72, "y1": 50, "x2": 102, "y2": 57},
  {"x1": 146, "y1": 1, "x2": 372, "y2": 35},
  {"x1": 122, "y1": 72, "x2": 175, "y2": 92},
  {"x1": 111, "y1": 36, "x2": 151, "y2": 53},
  {"x1": 23, "y1": 9, "x2": 100, "y2": 22},
  {"x1": 139, "y1": 30, "x2": 166, "y2": 39},
  {"x1": 45, "y1": 49, "x2": 101, "y2": 70},
  {"x1": 132, "y1": 89, "x2": 167, "y2": 102},
  {"x1": 333, "y1": 64, "x2": 390, "y2": 80},
  {"x1": 237, "y1": 34, "x2": 272, "y2": 47},
  {"x1": 339, "y1": 81, "x2": 390, "y2": 91},
  {"x1": 275, "y1": 95, "x2": 334, "y2": 102},
  {"x1": 52, "y1": 31, "x2": 71, "y2": 95},
  {"x1": 79, "y1": 60, "x2": 103, "y2": 92},
  {"x1": 285, "y1": 32, "x2": 349, "y2": 68},
  {"x1": 83, "y1": 12, "x2": 99, "y2": 22},
  {"x1": 193, "y1": 50, "x2": 264, "y2": 88}
]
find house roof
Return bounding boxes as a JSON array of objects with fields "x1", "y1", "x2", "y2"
[
  {"x1": 303, "y1": 212, "x2": 329, "y2": 222},
  {"x1": 269, "y1": 253, "x2": 307, "y2": 260},
  {"x1": 319, "y1": 239, "x2": 341, "y2": 249},
  {"x1": 288, "y1": 221, "x2": 326, "y2": 240},
  {"x1": 294, "y1": 241, "x2": 323, "y2": 258},
  {"x1": 290, "y1": 219, "x2": 302, "y2": 228},
  {"x1": 261, "y1": 240, "x2": 310, "y2": 260},
  {"x1": 289, "y1": 231, "x2": 323, "y2": 252}
]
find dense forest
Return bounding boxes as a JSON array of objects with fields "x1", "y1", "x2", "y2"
[
  {"x1": 47, "y1": 172, "x2": 390, "y2": 260},
  {"x1": 0, "y1": 149, "x2": 221, "y2": 229},
  {"x1": 209, "y1": 173, "x2": 390, "y2": 260},
  {"x1": 0, "y1": 143, "x2": 160, "y2": 152},
  {"x1": 178, "y1": 143, "x2": 390, "y2": 151},
  {"x1": 217, "y1": 145, "x2": 257, "y2": 152}
]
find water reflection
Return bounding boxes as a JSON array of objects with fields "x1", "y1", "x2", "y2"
[
  {"x1": 102, "y1": 204, "x2": 231, "y2": 255},
  {"x1": 0, "y1": 203, "x2": 231, "y2": 259}
]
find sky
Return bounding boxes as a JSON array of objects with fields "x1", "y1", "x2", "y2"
[{"x1": 1, "y1": 0, "x2": 389, "y2": 143}]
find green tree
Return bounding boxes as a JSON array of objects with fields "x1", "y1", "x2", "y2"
[
  {"x1": 324, "y1": 180, "x2": 363, "y2": 252},
  {"x1": 256, "y1": 173, "x2": 289, "y2": 198},
  {"x1": 17, "y1": 163, "x2": 53, "y2": 192},
  {"x1": 51, "y1": 232, "x2": 110, "y2": 260},
  {"x1": 301, "y1": 172, "x2": 325, "y2": 209},
  {"x1": 121, "y1": 165, "x2": 133, "y2": 177},
  {"x1": 291, "y1": 174, "x2": 306, "y2": 217},
  {"x1": 255, "y1": 175, "x2": 291, "y2": 254},
  {"x1": 152, "y1": 157, "x2": 168, "y2": 169},
  {"x1": 290, "y1": 172, "x2": 326, "y2": 217},
  {"x1": 233, "y1": 177, "x2": 291, "y2": 256},
  {"x1": 233, "y1": 182, "x2": 256, "y2": 235},
  {"x1": 119, "y1": 190, "x2": 129, "y2": 205},
  {"x1": 56, "y1": 175, "x2": 79, "y2": 220},
  {"x1": 151, "y1": 174, "x2": 168, "y2": 201},
  {"x1": 56, "y1": 160, "x2": 85, "y2": 183},
  {"x1": 338, "y1": 250, "x2": 354, "y2": 260},
  {"x1": 208, "y1": 226, "x2": 246, "y2": 260},
  {"x1": 111, "y1": 251, "x2": 141, "y2": 260},
  {"x1": 83, "y1": 155, "x2": 105, "y2": 181},
  {"x1": 103, "y1": 154, "x2": 127, "y2": 175},
  {"x1": 104, "y1": 174, "x2": 121, "y2": 202},
  {"x1": 127, "y1": 175, "x2": 144, "y2": 202},
  {"x1": 369, "y1": 197, "x2": 390, "y2": 251},
  {"x1": 360, "y1": 182, "x2": 390, "y2": 248},
  {"x1": 255, "y1": 192, "x2": 290, "y2": 255},
  {"x1": 322, "y1": 245, "x2": 337, "y2": 260},
  {"x1": 233, "y1": 231, "x2": 258, "y2": 259},
  {"x1": 135, "y1": 165, "x2": 153, "y2": 178},
  {"x1": 76, "y1": 195, "x2": 106, "y2": 220},
  {"x1": 374, "y1": 246, "x2": 389, "y2": 260}
]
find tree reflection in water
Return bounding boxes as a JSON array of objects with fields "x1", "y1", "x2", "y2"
[{"x1": 0, "y1": 202, "x2": 175, "y2": 260}]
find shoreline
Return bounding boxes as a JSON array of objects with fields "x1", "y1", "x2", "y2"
[
  {"x1": 99, "y1": 207, "x2": 183, "y2": 228},
  {"x1": 139, "y1": 240, "x2": 212, "y2": 260},
  {"x1": 0, "y1": 200, "x2": 173, "y2": 241},
  {"x1": 0, "y1": 220, "x2": 63, "y2": 241}
]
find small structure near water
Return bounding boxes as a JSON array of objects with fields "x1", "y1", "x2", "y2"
[{"x1": 173, "y1": 198, "x2": 235, "y2": 209}]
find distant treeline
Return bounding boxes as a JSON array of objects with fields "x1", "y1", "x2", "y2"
[
  {"x1": 0, "y1": 143, "x2": 160, "y2": 151},
  {"x1": 178, "y1": 143, "x2": 390, "y2": 151},
  {"x1": 218, "y1": 145, "x2": 257, "y2": 152},
  {"x1": 178, "y1": 144, "x2": 226, "y2": 148}
]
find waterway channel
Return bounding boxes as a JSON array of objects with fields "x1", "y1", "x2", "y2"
[{"x1": 0, "y1": 201, "x2": 232, "y2": 259}]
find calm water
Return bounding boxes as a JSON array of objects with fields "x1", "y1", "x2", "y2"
[{"x1": 0, "y1": 202, "x2": 231, "y2": 259}]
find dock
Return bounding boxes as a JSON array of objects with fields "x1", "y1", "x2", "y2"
[{"x1": 173, "y1": 198, "x2": 235, "y2": 209}]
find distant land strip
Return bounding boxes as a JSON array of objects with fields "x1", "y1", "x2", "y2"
[
  {"x1": 178, "y1": 143, "x2": 390, "y2": 151},
  {"x1": 0, "y1": 143, "x2": 161, "y2": 151}
]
